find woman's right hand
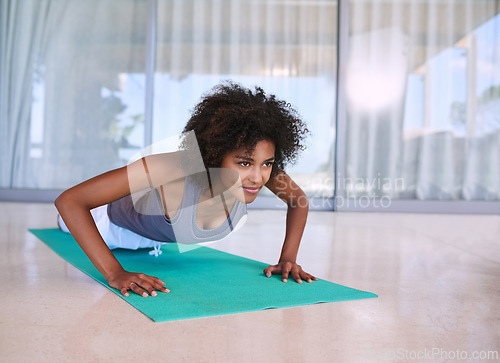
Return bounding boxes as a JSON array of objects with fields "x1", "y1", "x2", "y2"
[{"x1": 107, "y1": 270, "x2": 170, "y2": 297}]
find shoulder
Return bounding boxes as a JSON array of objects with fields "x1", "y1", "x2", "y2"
[
  {"x1": 265, "y1": 171, "x2": 307, "y2": 206},
  {"x1": 127, "y1": 151, "x2": 189, "y2": 192}
]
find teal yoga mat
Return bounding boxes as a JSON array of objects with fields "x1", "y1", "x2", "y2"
[{"x1": 30, "y1": 228, "x2": 377, "y2": 322}]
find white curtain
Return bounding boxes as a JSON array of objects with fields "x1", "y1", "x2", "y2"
[
  {"x1": 0, "y1": 0, "x2": 146, "y2": 189},
  {"x1": 0, "y1": 0, "x2": 54, "y2": 188},
  {"x1": 1, "y1": 0, "x2": 338, "y2": 199},
  {"x1": 346, "y1": 0, "x2": 500, "y2": 200},
  {"x1": 2, "y1": 0, "x2": 499, "y2": 204},
  {"x1": 153, "y1": 0, "x2": 338, "y2": 199}
]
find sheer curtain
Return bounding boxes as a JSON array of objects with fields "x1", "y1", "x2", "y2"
[
  {"x1": 153, "y1": 0, "x2": 338, "y2": 202},
  {"x1": 345, "y1": 0, "x2": 500, "y2": 202},
  {"x1": 0, "y1": 0, "x2": 147, "y2": 189},
  {"x1": 0, "y1": 0, "x2": 54, "y2": 188},
  {"x1": 1, "y1": 0, "x2": 338, "y2": 204}
]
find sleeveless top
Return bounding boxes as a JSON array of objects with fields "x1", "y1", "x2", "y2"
[{"x1": 107, "y1": 176, "x2": 246, "y2": 244}]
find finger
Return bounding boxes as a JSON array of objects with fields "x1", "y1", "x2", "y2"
[
  {"x1": 301, "y1": 272, "x2": 318, "y2": 283},
  {"x1": 139, "y1": 275, "x2": 164, "y2": 295},
  {"x1": 281, "y1": 263, "x2": 292, "y2": 282},
  {"x1": 154, "y1": 281, "x2": 170, "y2": 293},
  {"x1": 144, "y1": 274, "x2": 165, "y2": 285},
  {"x1": 129, "y1": 282, "x2": 149, "y2": 297},
  {"x1": 140, "y1": 279, "x2": 158, "y2": 297},
  {"x1": 264, "y1": 265, "x2": 277, "y2": 278},
  {"x1": 138, "y1": 280, "x2": 158, "y2": 297},
  {"x1": 145, "y1": 275, "x2": 170, "y2": 293},
  {"x1": 300, "y1": 271, "x2": 313, "y2": 283},
  {"x1": 121, "y1": 287, "x2": 130, "y2": 297},
  {"x1": 291, "y1": 269, "x2": 303, "y2": 284}
]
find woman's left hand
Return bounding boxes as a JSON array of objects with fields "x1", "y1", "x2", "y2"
[{"x1": 264, "y1": 261, "x2": 318, "y2": 283}]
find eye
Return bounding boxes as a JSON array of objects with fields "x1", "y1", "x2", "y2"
[
  {"x1": 238, "y1": 161, "x2": 250, "y2": 167},
  {"x1": 263, "y1": 161, "x2": 274, "y2": 167}
]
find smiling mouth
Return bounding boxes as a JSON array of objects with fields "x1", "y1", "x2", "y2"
[{"x1": 242, "y1": 186, "x2": 260, "y2": 194}]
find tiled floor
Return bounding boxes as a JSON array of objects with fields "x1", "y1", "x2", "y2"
[{"x1": 1, "y1": 202, "x2": 499, "y2": 362}]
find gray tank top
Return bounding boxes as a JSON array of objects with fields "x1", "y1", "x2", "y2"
[{"x1": 107, "y1": 176, "x2": 246, "y2": 243}]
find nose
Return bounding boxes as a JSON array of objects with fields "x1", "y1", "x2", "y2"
[{"x1": 248, "y1": 166, "x2": 263, "y2": 184}]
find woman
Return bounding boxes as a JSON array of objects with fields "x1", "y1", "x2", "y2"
[{"x1": 55, "y1": 81, "x2": 318, "y2": 298}]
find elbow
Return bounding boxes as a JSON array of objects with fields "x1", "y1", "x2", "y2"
[
  {"x1": 54, "y1": 191, "x2": 67, "y2": 213},
  {"x1": 54, "y1": 189, "x2": 74, "y2": 214}
]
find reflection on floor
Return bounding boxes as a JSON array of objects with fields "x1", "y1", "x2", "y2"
[{"x1": 1, "y1": 202, "x2": 499, "y2": 362}]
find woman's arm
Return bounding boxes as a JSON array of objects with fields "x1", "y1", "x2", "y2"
[
  {"x1": 55, "y1": 153, "x2": 183, "y2": 296},
  {"x1": 263, "y1": 172, "x2": 318, "y2": 283}
]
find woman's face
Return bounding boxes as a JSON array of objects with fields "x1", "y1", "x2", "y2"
[{"x1": 220, "y1": 139, "x2": 276, "y2": 204}]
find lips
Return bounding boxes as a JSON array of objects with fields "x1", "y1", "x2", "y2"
[{"x1": 242, "y1": 186, "x2": 260, "y2": 194}]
